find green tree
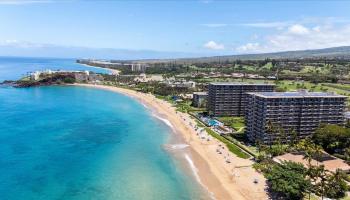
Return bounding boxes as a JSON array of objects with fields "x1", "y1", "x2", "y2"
[
  {"x1": 344, "y1": 147, "x2": 350, "y2": 163},
  {"x1": 265, "y1": 120, "x2": 276, "y2": 149},
  {"x1": 312, "y1": 165, "x2": 328, "y2": 200},
  {"x1": 296, "y1": 138, "x2": 322, "y2": 167},
  {"x1": 63, "y1": 77, "x2": 75, "y2": 83},
  {"x1": 290, "y1": 129, "x2": 298, "y2": 148},
  {"x1": 313, "y1": 124, "x2": 350, "y2": 154},
  {"x1": 266, "y1": 161, "x2": 311, "y2": 200},
  {"x1": 324, "y1": 169, "x2": 348, "y2": 199}
]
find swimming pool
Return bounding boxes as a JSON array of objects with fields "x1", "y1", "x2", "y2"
[{"x1": 208, "y1": 119, "x2": 220, "y2": 126}]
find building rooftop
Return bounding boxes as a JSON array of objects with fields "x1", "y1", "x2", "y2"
[
  {"x1": 274, "y1": 152, "x2": 350, "y2": 173},
  {"x1": 193, "y1": 92, "x2": 207, "y2": 95},
  {"x1": 210, "y1": 82, "x2": 275, "y2": 86},
  {"x1": 248, "y1": 91, "x2": 347, "y2": 98}
]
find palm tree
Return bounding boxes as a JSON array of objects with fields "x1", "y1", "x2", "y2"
[
  {"x1": 256, "y1": 139, "x2": 262, "y2": 154},
  {"x1": 277, "y1": 125, "x2": 287, "y2": 153},
  {"x1": 344, "y1": 147, "x2": 350, "y2": 163},
  {"x1": 324, "y1": 169, "x2": 348, "y2": 199},
  {"x1": 314, "y1": 165, "x2": 327, "y2": 200},
  {"x1": 306, "y1": 165, "x2": 319, "y2": 200},
  {"x1": 265, "y1": 120, "x2": 275, "y2": 150},
  {"x1": 297, "y1": 138, "x2": 323, "y2": 167},
  {"x1": 313, "y1": 145, "x2": 323, "y2": 166},
  {"x1": 290, "y1": 129, "x2": 298, "y2": 148},
  {"x1": 297, "y1": 139, "x2": 314, "y2": 167},
  {"x1": 331, "y1": 169, "x2": 346, "y2": 183}
]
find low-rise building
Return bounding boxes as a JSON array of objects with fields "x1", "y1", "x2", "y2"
[
  {"x1": 246, "y1": 91, "x2": 347, "y2": 144},
  {"x1": 165, "y1": 80, "x2": 196, "y2": 88},
  {"x1": 88, "y1": 73, "x2": 104, "y2": 83},
  {"x1": 72, "y1": 71, "x2": 103, "y2": 83},
  {"x1": 192, "y1": 92, "x2": 207, "y2": 108},
  {"x1": 30, "y1": 71, "x2": 41, "y2": 80},
  {"x1": 74, "y1": 71, "x2": 90, "y2": 82},
  {"x1": 133, "y1": 73, "x2": 164, "y2": 83}
]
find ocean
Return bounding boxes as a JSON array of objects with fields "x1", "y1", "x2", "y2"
[
  {"x1": 0, "y1": 57, "x2": 208, "y2": 200},
  {"x1": 0, "y1": 57, "x2": 109, "y2": 82}
]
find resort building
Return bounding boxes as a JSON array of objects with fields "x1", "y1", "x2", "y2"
[
  {"x1": 133, "y1": 73, "x2": 164, "y2": 83},
  {"x1": 245, "y1": 91, "x2": 347, "y2": 144},
  {"x1": 131, "y1": 63, "x2": 149, "y2": 72},
  {"x1": 192, "y1": 92, "x2": 207, "y2": 108},
  {"x1": 165, "y1": 80, "x2": 196, "y2": 88},
  {"x1": 207, "y1": 82, "x2": 275, "y2": 116},
  {"x1": 30, "y1": 71, "x2": 41, "y2": 80}
]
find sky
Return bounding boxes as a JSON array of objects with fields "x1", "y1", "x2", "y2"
[{"x1": 0, "y1": 0, "x2": 350, "y2": 59}]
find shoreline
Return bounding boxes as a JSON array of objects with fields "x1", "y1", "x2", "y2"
[
  {"x1": 74, "y1": 83, "x2": 268, "y2": 200},
  {"x1": 78, "y1": 63, "x2": 120, "y2": 75}
]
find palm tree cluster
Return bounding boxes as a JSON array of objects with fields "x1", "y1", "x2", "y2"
[
  {"x1": 256, "y1": 129, "x2": 349, "y2": 200},
  {"x1": 297, "y1": 138, "x2": 349, "y2": 200},
  {"x1": 257, "y1": 120, "x2": 299, "y2": 157}
]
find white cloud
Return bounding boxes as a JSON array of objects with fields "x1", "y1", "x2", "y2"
[
  {"x1": 241, "y1": 21, "x2": 290, "y2": 29},
  {"x1": 236, "y1": 43, "x2": 260, "y2": 52},
  {"x1": 312, "y1": 26, "x2": 321, "y2": 32},
  {"x1": 241, "y1": 17, "x2": 350, "y2": 31},
  {"x1": 287, "y1": 24, "x2": 309, "y2": 35},
  {"x1": 201, "y1": 23, "x2": 228, "y2": 28},
  {"x1": 236, "y1": 23, "x2": 350, "y2": 53},
  {"x1": 204, "y1": 41, "x2": 224, "y2": 50}
]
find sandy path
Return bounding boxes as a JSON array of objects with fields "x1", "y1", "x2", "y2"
[{"x1": 75, "y1": 84, "x2": 269, "y2": 200}]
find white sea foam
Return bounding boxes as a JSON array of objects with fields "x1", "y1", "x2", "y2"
[
  {"x1": 170, "y1": 144, "x2": 189, "y2": 150},
  {"x1": 141, "y1": 102, "x2": 149, "y2": 109},
  {"x1": 152, "y1": 114, "x2": 174, "y2": 130},
  {"x1": 184, "y1": 153, "x2": 201, "y2": 183},
  {"x1": 184, "y1": 154, "x2": 216, "y2": 200}
]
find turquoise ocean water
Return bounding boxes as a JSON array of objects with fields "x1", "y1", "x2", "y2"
[{"x1": 0, "y1": 58, "x2": 208, "y2": 200}]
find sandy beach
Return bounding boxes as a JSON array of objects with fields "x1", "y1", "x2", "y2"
[
  {"x1": 78, "y1": 63, "x2": 120, "y2": 75},
  {"x1": 75, "y1": 84, "x2": 268, "y2": 200}
]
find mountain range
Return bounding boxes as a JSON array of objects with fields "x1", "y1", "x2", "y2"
[
  {"x1": 138, "y1": 46, "x2": 350, "y2": 63},
  {"x1": 1, "y1": 42, "x2": 350, "y2": 61}
]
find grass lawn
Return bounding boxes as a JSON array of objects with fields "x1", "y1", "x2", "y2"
[
  {"x1": 194, "y1": 119, "x2": 205, "y2": 128},
  {"x1": 19, "y1": 76, "x2": 30, "y2": 81},
  {"x1": 195, "y1": 77, "x2": 272, "y2": 84},
  {"x1": 155, "y1": 95, "x2": 175, "y2": 103},
  {"x1": 276, "y1": 80, "x2": 350, "y2": 106},
  {"x1": 299, "y1": 65, "x2": 331, "y2": 75},
  {"x1": 276, "y1": 80, "x2": 322, "y2": 91},
  {"x1": 276, "y1": 80, "x2": 350, "y2": 94},
  {"x1": 342, "y1": 196, "x2": 350, "y2": 200},
  {"x1": 322, "y1": 83, "x2": 350, "y2": 92},
  {"x1": 175, "y1": 101, "x2": 206, "y2": 113},
  {"x1": 205, "y1": 128, "x2": 250, "y2": 159},
  {"x1": 217, "y1": 116, "x2": 245, "y2": 131}
]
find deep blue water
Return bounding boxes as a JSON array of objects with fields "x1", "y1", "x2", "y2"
[
  {"x1": 0, "y1": 57, "x2": 109, "y2": 82},
  {"x1": 0, "y1": 58, "x2": 207, "y2": 200}
]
